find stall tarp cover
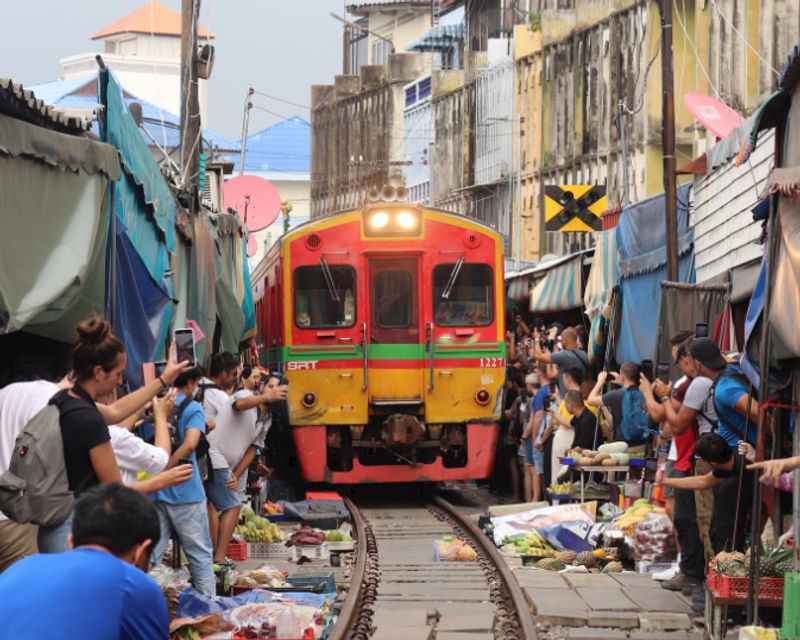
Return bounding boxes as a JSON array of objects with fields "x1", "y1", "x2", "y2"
[{"x1": 615, "y1": 184, "x2": 695, "y2": 363}]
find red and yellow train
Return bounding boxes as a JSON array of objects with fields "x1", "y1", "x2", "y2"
[{"x1": 252, "y1": 202, "x2": 506, "y2": 484}]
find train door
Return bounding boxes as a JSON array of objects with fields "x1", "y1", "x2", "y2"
[{"x1": 366, "y1": 257, "x2": 424, "y2": 403}]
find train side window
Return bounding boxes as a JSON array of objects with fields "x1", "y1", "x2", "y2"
[
  {"x1": 294, "y1": 265, "x2": 356, "y2": 328},
  {"x1": 433, "y1": 264, "x2": 493, "y2": 326}
]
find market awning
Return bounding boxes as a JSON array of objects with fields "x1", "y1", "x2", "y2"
[
  {"x1": 529, "y1": 254, "x2": 583, "y2": 314},
  {"x1": 408, "y1": 23, "x2": 464, "y2": 51},
  {"x1": 583, "y1": 229, "x2": 620, "y2": 317},
  {"x1": 738, "y1": 90, "x2": 789, "y2": 164}
]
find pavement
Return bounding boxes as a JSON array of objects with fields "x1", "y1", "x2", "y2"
[{"x1": 511, "y1": 565, "x2": 702, "y2": 639}]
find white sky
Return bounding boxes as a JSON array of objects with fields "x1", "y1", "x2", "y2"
[{"x1": 0, "y1": 0, "x2": 345, "y2": 137}]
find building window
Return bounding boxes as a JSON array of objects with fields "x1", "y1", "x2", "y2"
[{"x1": 372, "y1": 38, "x2": 392, "y2": 65}]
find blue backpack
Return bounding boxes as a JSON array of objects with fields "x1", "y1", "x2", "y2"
[{"x1": 620, "y1": 387, "x2": 654, "y2": 445}]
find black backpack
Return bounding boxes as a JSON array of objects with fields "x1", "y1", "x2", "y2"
[{"x1": 170, "y1": 395, "x2": 213, "y2": 481}]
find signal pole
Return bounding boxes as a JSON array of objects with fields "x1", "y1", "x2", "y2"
[{"x1": 657, "y1": 0, "x2": 679, "y2": 281}]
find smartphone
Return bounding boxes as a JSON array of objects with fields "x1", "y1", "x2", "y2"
[
  {"x1": 695, "y1": 322, "x2": 709, "y2": 338},
  {"x1": 173, "y1": 328, "x2": 196, "y2": 366},
  {"x1": 640, "y1": 359, "x2": 654, "y2": 382},
  {"x1": 152, "y1": 360, "x2": 168, "y2": 395},
  {"x1": 178, "y1": 457, "x2": 193, "y2": 467},
  {"x1": 656, "y1": 361, "x2": 671, "y2": 384}
]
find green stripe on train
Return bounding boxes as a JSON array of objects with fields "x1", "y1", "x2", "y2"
[{"x1": 267, "y1": 342, "x2": 506, "y2": 362}]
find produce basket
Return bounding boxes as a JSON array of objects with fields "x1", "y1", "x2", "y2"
[
  {"x1": 227, "y1": 541, "x2": 249, "y2": 561},
  {"x1": 232, "y1": 573, "x2": 336, "y2": 595},
  {"x1": 707, "y1": 564, "x2": 784, "y2": 602},
  {"x1": 291, "y1": 543, "x2": 329, "y2": 562},
  {"x1": 248, "y1": 542, "x2": 290, "y2": 560}
]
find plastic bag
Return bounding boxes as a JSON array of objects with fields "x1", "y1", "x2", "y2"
[
  {"x1": 176, "y1": 587, "x2": 280, "y2": 618},
  {"x1": 633, "y1": 511, "x2": 677, "y2": 563}
]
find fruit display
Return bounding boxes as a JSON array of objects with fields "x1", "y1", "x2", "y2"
[
  {"x1": 289, "y1": 527, "x2": 326, "y2": 546},
  {"x1": 602, "y1": 561, "x2": 623, "y2": 573},
  {"x1": 436, "y1": 535, "x2": 478, "y2": 561},
  {"x1": 548, "y1": 482, "x2": 573, "y2": 496},
  {"x1": 554, "y1": 550, "x2": 577, "y2": 564},
  {"x1": 325, "y1": 530, "x2": 352, "y2": 543},
  {"x1": 234, "y1": 565, "x2": 288, "y2": 589},
  {"x1": 500, "y1": 531, "x2": 556, "y2": 557},
  {"x1": 574, "y1": 551, "x2": 596, "y2": 568},
  {"x1": 262, "y1": 501, "x2": 284, "y2": 516},
  {"x1": 535, "y1": 557, "x2": 566, "y2": 571},
  {"x1": 714, "y1": 547, "x2": 794, "y2": 578},
  {"x1": 612, "y1": 498, "x2": 655, "y2": 536},
  {"x1": 235, "y1": 505, "x2": 284, "y2": 543}
]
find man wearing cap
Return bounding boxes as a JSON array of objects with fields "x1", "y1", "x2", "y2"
[{"x1": 688, "y1": 338, "x2": 759, "y2": 447}]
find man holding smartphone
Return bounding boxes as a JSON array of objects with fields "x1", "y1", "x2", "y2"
[
  {"x1": 150, "y1": 367, "x2": 215, "y2": 596},
  {"x1": 205, "y1": 367, "x2": 288, "y2": 564}
]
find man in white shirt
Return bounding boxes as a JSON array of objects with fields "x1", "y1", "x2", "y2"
[
  {"x1": 0, "y1": 379, "x2": 62, "y2": 571},
  {"x1": 198, "y1": 353, "x2": 240, "y2": 433},
  {"x1": 205, "y1": 367, "x2": 287, "y2": 563}
]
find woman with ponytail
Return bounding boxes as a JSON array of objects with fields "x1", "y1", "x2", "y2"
[{"x1": 38, "y1": 316, "x2": 189, "y2": 553}]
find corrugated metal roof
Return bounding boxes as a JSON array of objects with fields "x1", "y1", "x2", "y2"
[
  {"x1": 27, "y1": 77, "x2": 237, "y2": 151},
  {"x1": 347, "y1": 0, "x2": 431, "y2": 14},
  {"x1": 0, "y1": 78, "x2": 91, "y2": 134},
  {"x1": 233, "y1": 116, "x2": 310, "y2": 175},
  {"x1": 408, "y1": 23, "x2": 464, "y2": 51}
]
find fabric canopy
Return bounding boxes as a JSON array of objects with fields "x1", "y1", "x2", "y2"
[
  {"x1": 584, "y1": 229, "x2": 620, "y2": 317},
  {"x1": 0, "y1": 144, "x2": 110, "y2": 336},
  {"x1": 408, "y1": 23, "x2": 465, "y2": 51},
  {"x1": 108, "y1": 218, "x2": 171, "y2": 387},
  {"x1": 615, "y1": 183, "x2": 695, "y2": 363},
  {"x1": 529, "y1": 254, "x2": 583, "y2": 313},
  {"x1": 99, "y1": 70, "x2": 176, "y2": 267}
]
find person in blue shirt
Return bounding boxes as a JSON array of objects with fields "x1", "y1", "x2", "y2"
[
  {"x1": 0, "y1": 483, "x2": 169, "y2": 640},
  {"x1": 689, "y1": 338, "x2": 759, "y2": 447},
  {"x1": 150, "y1": 366, "x2": 215, "y2": 596}
]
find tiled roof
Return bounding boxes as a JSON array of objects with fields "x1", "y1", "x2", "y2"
[
  {"x1": 92, "y1": 0, "x2": 214, "y2": 40},
  {"x1": 26, "y1": 77, "x2": 236, "y2": 151},
  {"x1": 233, "y1": 116, "x2": 310, "y2": 176},
  {"x1": 0, "y1": 78, "x2": 91, "y2": 133}
]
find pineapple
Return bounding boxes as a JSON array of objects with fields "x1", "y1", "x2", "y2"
[{"x1": 574, "y1": 551, "x2": 596, "y2": 569}]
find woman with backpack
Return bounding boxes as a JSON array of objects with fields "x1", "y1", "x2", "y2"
[{"x1": 38, "y1": 316, "x2": 189, "y2": 553}]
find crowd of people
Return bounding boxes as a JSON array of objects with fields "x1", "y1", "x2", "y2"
[
  {"x1": 0, "y1": 315, "x2": 293, "y2": 638},
  {"x1": 497, "y1": 311, "x2": 794, "y2": 616}
]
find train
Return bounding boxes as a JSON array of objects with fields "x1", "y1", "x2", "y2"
[{"x1": 251, "y1": 201, "x2": 506, "y2": 484}]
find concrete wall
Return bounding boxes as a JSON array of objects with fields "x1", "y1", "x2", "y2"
[{"x1": 310, "y1": 52, "x2": 427, "y2": 216}]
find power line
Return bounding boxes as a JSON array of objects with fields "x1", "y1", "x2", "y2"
[
  {"x1": 672, "y1": 0, "x2": 720, "y2": 99},
  {"x1": 707, "y1": 0, "x2": 780, "y2": 78},
  {"x1": 251, "y1": 89, "x2": 310, "y2": 110},
  {"x1": 251, "y1": 104, "x2": 294, "y2": 121}
]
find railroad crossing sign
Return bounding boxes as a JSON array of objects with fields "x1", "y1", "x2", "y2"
[{"x1": 544, "y1": 185, "x2": 607, "y2": 232}]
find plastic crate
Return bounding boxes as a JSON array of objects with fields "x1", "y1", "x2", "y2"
[
  {"x1": 291, "y1": 543, "x2": 328, "y2": 562},
  {"x1": 326, "y1": 540, "x2": 355, "y2": 553},
  {"x1": 707, "y1": 565, "x2": 784, "y2": 602},
  {"x1": 247, "y1": 542, "x2": 289, "y2": 560},
  {"x1": 227, "y1": 541, "x2": 248, "y2": 562}
]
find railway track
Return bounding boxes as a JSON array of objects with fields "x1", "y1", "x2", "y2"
[{"x1": 329, "y1": 495, "x2": 537, "y2": 640}]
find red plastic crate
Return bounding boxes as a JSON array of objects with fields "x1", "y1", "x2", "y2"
[
  {"x1": 305, "y1": 491, "x2": 342, "y2": 501},
  {"x1": 227, "y1": 541, "x2": 248, "y2": 562},
  {"x1": 707, "y1": 565, "x2": 783, "y2": 602}
]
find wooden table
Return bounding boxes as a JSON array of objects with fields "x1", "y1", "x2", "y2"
[{"x1": 569, "y1": 465, "x2": 630, "y2": 503}]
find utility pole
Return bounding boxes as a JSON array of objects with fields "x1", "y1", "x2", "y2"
[
  {"x1": 657, "y1": 0, "x2": 679, "y2": 281},
  {"x1": 180, "y1": 0, "x2": 202, "y2": 208},
  {"x1": 239, "y1": 87, "x2": 254, "y2": 176}
]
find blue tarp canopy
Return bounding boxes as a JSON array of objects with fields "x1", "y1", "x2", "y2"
[
  {"x1": 408, "y1": 23, "x2": 465, "y2": 51},
  {"x1": 99, "y1": 70, "x2": 177, "y2": 384},
  {"x1": 615, "y1": 184, "x2": 695, "y2": 364},
  {"x1": 529, "y1": 253, "x2": 584, "y2": 313}
]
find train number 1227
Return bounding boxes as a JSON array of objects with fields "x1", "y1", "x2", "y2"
[{"x1": 480, "y1": 357, "x2": 505, "y2": 368}]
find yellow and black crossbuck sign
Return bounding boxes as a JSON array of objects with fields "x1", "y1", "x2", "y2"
[{"x1": 544, "y1": 185, "x2": 607, "y2": 232}]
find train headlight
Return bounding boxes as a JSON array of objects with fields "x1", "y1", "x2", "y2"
[
  {"x1": 395, "y1": 211, "x2": 418, "y2": 230},
  {"x1": 302, "y1": 392, "x2": 317, "y2": 408},
  {"x1": 475, "y1": 389, "x2": 491, "y2": 406},
  {"x1": 368, "y1": 211, "x2": 389, "y2": 230}
]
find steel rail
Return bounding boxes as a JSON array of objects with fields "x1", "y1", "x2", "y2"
[
  {"x1": 431, "y1": 495, "x2": 538, "y2": 640},
  {"x1": 327, "y1": 497, "x2": 368, "y2": 640}
]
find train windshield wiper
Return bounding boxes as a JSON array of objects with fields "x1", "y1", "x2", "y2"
[
  {"x1": 440, "y1": 257, "x2": 465, "y2": 300},
  {"x1": 319, "y1": 257, "x2": 340, "y2": 302}
]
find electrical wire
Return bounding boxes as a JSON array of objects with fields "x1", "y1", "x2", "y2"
[
  {"x1": 251, "y1": 89, "x2": 310, "y2": 110},
  {"x1": 707, "y1": 0, "x2": 780, "y2": 78},
  {"x1": 672, "y1": 0, "x2": 720, "y2": 99}
]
